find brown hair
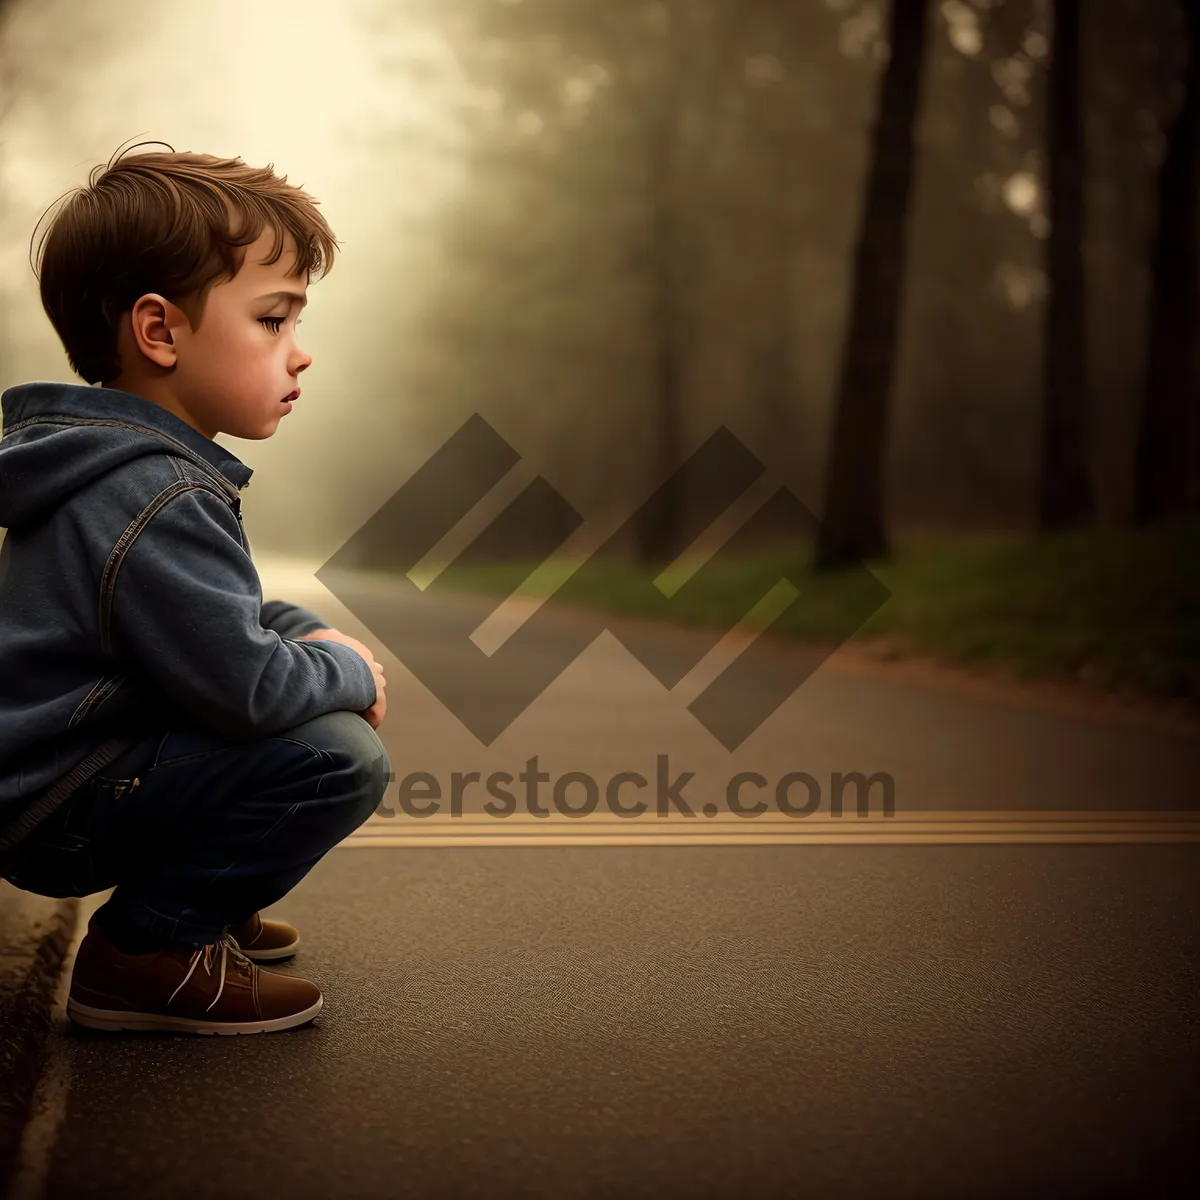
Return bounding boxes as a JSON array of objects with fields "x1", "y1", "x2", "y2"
[{"x1": 33, "y1": 141, "x2": 339, "y2": 384}]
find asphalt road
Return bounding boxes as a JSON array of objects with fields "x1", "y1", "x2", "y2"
[
  {"x1": 28, "y1": 845, "x2": 1200, "y2": 1199},
  {"x1": 10, "y1": 563, "x2": 1200, "y2": 1199},
  {"x1": 305, "y1": 563, "x2": 1200, "y2": 823}
]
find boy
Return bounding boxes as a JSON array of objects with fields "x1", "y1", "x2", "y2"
[{"x1": 0, "y1": 146, "x2": 390, "y2": 1035}]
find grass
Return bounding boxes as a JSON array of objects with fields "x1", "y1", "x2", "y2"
[{"x1": 419, "y1": 520, "x2": 1200, "y2": 703}]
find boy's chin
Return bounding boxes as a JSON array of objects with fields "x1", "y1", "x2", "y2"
[
  {"x1": 220, "y1": 409, "x2": 290, "y2": 440},
  {"x1": 214, "y1": 422, "x2": 279, "y2": 442}
]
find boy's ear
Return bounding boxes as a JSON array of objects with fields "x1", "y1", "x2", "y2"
[{"x1": 128, "y1": 293, "x2": 183, "y2": 369}]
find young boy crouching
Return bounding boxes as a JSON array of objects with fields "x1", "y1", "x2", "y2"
[{"x1": 0, "y1": 146, "x2": 389, "y2": 1034}]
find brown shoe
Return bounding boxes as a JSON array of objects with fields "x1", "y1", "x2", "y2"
[
  {"x1": 226, "y1": 912, "x2": 300, "y2": 962},
  {"x1": 66, "y1": 916, "x2": 322, "y2": 1035}
]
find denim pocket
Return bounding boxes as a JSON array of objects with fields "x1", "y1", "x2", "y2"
[
  {"x1": 86, "y1": 775, "x2": 141, "y2": 811},
  {"x1": 1, "y1": 829, "x2": 94, "y2": 898},
  {"x1": 1, "y1": 779, "x2": 131, "y2": 898}
]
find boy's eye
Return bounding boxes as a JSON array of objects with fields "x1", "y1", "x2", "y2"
[{"x1": 259, "y1": 317, "x2": 285, "y2": 334}]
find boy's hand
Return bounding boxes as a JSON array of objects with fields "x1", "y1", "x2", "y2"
[
  {"x1": 296, "y1": 627, "x2": 387, "y2": 729},
  {"x1": 295, "y1": 626, "x2": 373, "y2": 662},
  {"x1": 357, "y1": 661, "x2": 388, "y2": 730}
]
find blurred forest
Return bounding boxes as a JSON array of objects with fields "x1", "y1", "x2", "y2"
[
  {"x1": 364, "y1": 0, "x2": 1197, "y2": 568},
  {"x1": 0, "y1": 0, "x2": 1196, "y2": 696}
]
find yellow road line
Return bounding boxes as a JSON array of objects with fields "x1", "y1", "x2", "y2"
[{"x1": 341, "y1": 811, "x2": 1200, "y2": 847}]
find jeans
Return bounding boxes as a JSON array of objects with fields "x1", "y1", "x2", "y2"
[{"x1": 0, "y1": 710, "x2": 390, "y2": 950}]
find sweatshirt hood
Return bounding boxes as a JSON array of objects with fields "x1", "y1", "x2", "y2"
[{"x1": 0, "y1": 382, "x2": 253, "y2": 531}]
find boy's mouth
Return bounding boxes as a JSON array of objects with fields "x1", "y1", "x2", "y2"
[{"x1": 281, "y1": 389, "x2": 300, "y2": 404}]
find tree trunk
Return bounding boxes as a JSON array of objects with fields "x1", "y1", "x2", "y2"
[
  {"x1": 815, "y1": 0, "x2": 930, "y2": 570},
  {"x1": 1133, "y1": 0, "x2": 1200, "y2": 523},
  {"x1": 1038, "y1": 0, "x2": 1094, "y2": 529},
  {"x1": 635, "y1": 4, "x2": 687, "y2": 566},
  {"x1": 635, "y1": 105, "x2": 686, "y2": 564}
]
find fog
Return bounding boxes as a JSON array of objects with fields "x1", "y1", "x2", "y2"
[
  {"x1": 0, "y1": 0, "x2": 1187, "y2": 562},
  {"x1": 0, "y1": 0, "x2": 477, "y2": 558}
]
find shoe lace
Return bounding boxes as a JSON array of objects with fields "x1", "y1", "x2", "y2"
[{"x1": 167, "y1": 933, "x2": 254, "y2": 1012}]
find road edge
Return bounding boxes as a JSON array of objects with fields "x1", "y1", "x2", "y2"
[{"x1": 0, "y1": 886, "x2": 78, "y2": 1195}]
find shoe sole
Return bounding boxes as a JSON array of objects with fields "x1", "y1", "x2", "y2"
[
  {"x1": 65, "y1": 994, "x2": 322, "y2": 1035},
  {"x1": 237, "y1": 936, "x2": 300, "y2": 963}
]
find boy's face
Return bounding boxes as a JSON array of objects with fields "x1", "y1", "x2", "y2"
[{"x1": 155, "y1": 228, "x2": 312, "y2": 441}]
